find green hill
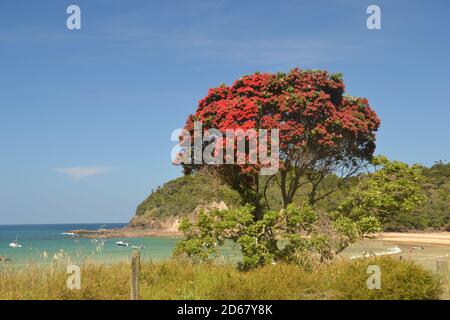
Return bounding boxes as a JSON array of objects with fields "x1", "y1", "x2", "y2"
[
  {"x1": 128, "y1": 172, "x2": 241, "y2": 229},
  {"x1": 131, "y1": 162, "x2": 450, "y2": 231}
]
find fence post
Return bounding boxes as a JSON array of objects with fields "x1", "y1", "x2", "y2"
[
  {"x1": 130, "y1": 250, "x2": 140, "y2": 300},
  {"x1": 436, "y1": 259, "x2": 449, "y2": 300}
]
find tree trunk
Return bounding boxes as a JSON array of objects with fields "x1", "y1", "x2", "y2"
[{"x1": 280, "y1": 170, "x2": 288, "y2": 208}]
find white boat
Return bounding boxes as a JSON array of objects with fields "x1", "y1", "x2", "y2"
[
  {"x1": 116, "y1": 241, "x2": 129, "y2": 247},
  {"x1": 9, "y1": 242, "x2": 22, "y2": 248},
  {"x1": 61, "y1": 232, "x2": 76, "y2": 236},
  {"x1": 9, "y1": 240, "x2": 22, "y2": 248},
  {"x1": 131, "y1": 245, "x2": 144, "y2": 250},
  {"x1": 9, "y1": 235, "x2": 22, "y2": 248}
]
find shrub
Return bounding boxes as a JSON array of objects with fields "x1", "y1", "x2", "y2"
[{"x1": 173, "y1": 200, "x2": 367, "y2": 270}]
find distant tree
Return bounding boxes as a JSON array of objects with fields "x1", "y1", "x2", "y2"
[{"x1": 178, "y1": 69, "x2": 380, "y2": 218}]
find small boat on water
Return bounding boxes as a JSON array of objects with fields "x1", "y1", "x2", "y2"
[
  {"x1": 9, "y1": 236, "x2": 22, "y2": 249},
  {"x1": 116, "y1": 241, "x2": 129, "y2": 247},
  {"x1": 61, "y1": 232, "x2": 76, "y2": 236},
  {"x1": 131, "y1": 245, "x2": 144, "y2": 250}
]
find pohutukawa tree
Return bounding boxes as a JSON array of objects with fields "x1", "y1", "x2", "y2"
[{"x1": 178, "y1": 68, "x2": 380, "y2": 219}]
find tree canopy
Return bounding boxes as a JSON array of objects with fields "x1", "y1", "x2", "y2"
[{"x1": 179, "y1": 68, "x2": 380, "y2": 216}]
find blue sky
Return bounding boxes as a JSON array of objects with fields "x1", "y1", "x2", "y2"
[{"x1": 0, "y1": 0, "x2": 449, "y2": 224}]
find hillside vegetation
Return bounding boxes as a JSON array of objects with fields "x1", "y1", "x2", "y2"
[{"x1": 133, "y1": 162, "x2": 450, "y2": 231}]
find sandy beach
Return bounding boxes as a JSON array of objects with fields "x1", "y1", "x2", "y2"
[
  {"x1": 376, "y1": 232, "x2": 450, "y2": 246},
  {"x1": 336, "y1": 232, "x2": 449, "y2": 275}
]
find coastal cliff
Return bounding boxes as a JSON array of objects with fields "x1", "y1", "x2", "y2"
[{"x1": 127, "y1": 172, "x2": 239, "y2": 234}]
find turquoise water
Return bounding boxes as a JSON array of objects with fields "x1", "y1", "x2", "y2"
[
  {"x1": 0, "y1": 224, "x2": 181, "y2": 265},
  {"x1": 2, "y1": 224, "x2": 415, "y2": 267}
]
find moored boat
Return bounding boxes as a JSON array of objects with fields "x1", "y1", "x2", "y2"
[{"x1": 9, "y1": 236, "x2": 22, "y2": 248}]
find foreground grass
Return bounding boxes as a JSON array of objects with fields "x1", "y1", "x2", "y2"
[{"x1": 0, "y1": 257, "x2": 442, "y2": 300}]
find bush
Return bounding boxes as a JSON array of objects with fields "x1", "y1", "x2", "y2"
[{"x1": 174, "y1": 203, "x2": 383, "y2": 270}]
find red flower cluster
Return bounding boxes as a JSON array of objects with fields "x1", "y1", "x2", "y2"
[{"x1": 183, "y1": 68, "x2": 380, "y2": 173}]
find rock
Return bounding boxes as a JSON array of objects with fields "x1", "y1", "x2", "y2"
[
  {"x1": 128, "y1": 201, "x2": 229, "y2": 233},
  {"x1": 0, "y1": 256, "x2": 10, "y2": 262},
  {"x1": 192, "y1": 201, "x2": 228, "y2": 215}
]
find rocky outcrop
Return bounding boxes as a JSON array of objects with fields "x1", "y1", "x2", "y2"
[
  {"x1": 192, "y1": 201, "x2": 228, "y2": 215},
  {"x1": 128, "y1": 201, "x2": 229, "y2": 232},
  {"x1": 69, "y1": 201, "x2": 230, "y2": 239},
  {"x1": 128, "y1": 215, "x2": 182, "y2": 232}
]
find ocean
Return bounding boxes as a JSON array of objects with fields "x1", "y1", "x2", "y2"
[
  {"x1": 2, "y1": 224, "x2": 428, "y2": 268},
  {"x1": 0, "y1": 224, "x2": 180, "y2": 265}
]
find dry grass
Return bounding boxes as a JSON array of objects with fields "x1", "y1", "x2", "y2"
[{"x1": 0, "y1": 256, "x2": 442, "y2": 300}]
